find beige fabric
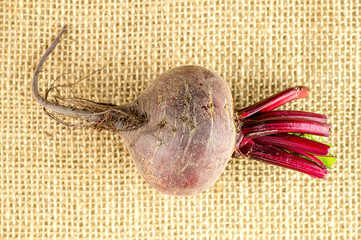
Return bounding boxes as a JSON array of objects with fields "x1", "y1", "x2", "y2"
[{"x1": 1, "y1": 1, "x2": 360, "y2": 239}]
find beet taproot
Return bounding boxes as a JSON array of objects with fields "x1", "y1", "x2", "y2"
[{"x1": 32, "y1": 26, "x2": 335, "y2": 196}]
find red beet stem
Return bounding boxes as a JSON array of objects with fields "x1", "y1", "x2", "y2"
[
  {"x1": 250, "y1": 144, "x2": 328, "y2": 178},
  {"x1": 288, "y1": 149, "x2": 326, "y2": 169},
  {"x1": 242, "y1": 120, "x2": 331, "y2": 138},
  {"x1": 252, "y1": 133, "x2": 330, "y2": 155},
  {"x1": 244, "y1": 110, "x2": 328, "y2": 124},
  {"x1": 233, "y1": 137, "x2": 254, "y2": 158},
  {"x1": 236, "y1": 86, "x2": 310, "y2": 120}
]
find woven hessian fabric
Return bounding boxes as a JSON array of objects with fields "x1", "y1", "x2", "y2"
[{"x1": 1, "y1": 1, "x2": 360, "y2": 239}]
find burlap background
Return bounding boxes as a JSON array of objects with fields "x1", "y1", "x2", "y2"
[{"x1": 1, "y1": 0, "x2": 360, "y2": 239}]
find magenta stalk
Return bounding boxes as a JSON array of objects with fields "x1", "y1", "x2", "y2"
[{"x1": 233, "y1": 86, "x2": 333, "y2": 178}]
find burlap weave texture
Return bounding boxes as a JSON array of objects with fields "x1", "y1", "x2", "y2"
[{"x1": 1, "y1": 1, "x2": 360, "y2": 239}]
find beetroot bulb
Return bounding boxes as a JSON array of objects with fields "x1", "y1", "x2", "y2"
[{"x1": 32, "y1": 26, "x2": 336, "y2": 196}]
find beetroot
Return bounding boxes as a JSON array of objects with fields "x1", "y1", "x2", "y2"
[
  {"x1": 32, "y1": 26, "x2": 336, "y2": 196},
  {"x1": 117, "y1": 66, "x2": 235, "y2": 196}
]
